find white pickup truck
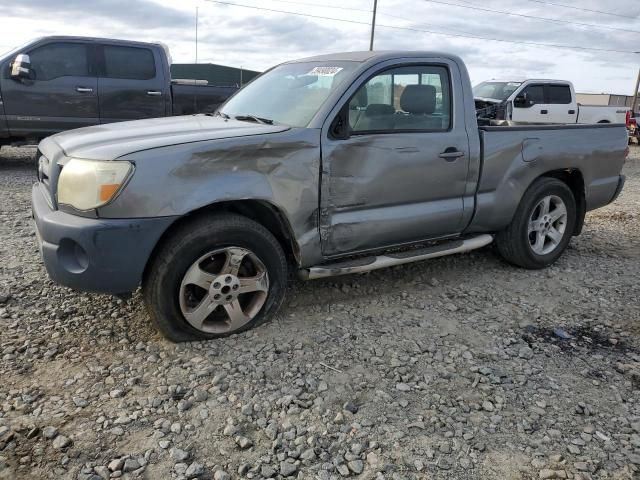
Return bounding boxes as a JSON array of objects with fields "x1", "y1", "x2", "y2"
[{"x1": 474, "y1": 79, "x2": 629, "y2": 124}]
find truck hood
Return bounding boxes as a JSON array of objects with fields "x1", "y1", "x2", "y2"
[
  {"x1": 49, "y1": 115, "x2": 290, "y2": 160},
  {"x1": 474, "y1": 96, "x2": 501, "y2": 104}
]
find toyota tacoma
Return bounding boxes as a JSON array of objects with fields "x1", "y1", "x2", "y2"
[{"x1": 32, "y1": 51, "x2": 627, "y2": 341}]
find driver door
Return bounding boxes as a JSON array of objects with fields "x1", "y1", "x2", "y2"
[
  {"x1": 511, "y1": 83, "x2": 547, "y2": 123},
  {"x1": 320, "y1": 60, "x2": 470, "y2": 256},
  {"x1": 1, "y1": 41, "x2": 98, "y2": 137}
]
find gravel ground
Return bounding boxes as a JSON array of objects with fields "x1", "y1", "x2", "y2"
[{"x1": 0, "y1": 145, "x2": 639, "y2": 480}]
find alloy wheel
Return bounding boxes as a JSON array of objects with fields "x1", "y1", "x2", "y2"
[
  {"x1": 178, "y1": 247, "x2": 269, "y2": 333},
  {"x1": 527, "y1": 195, "x2": 568, "y2": 255}
]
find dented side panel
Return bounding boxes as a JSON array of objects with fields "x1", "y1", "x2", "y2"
[
  {"x1": 318, "y1": 57, "x2": 474, "y2": 256},
  {"x1": 320, "y1": 133, "x2": 469, "y2": 255},
  {"x1": 99, "y1": 128, "x2": 325, "y2": 266}
]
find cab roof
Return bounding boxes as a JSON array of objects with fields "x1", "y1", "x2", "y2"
[
  {"x1": 28, "y1": 35, "x2": 164, "y2": 48},
  {"x1": 286, "y1": 50, "x2": 463, "y2": 66}
]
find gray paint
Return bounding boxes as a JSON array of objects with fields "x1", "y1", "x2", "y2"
[
  {"x1": 101, "y1": 125, "x2": 324, "y2": 265},
  {"x1": 49, "y1": 115, "x2": 290, "y2": 160},
  {"x1": 468, "y1": 124, "x2": 627, "y2": 233},
  {"x1": 32, "y1": 51, "x2": 627, "y2": 294},
  {"x1": 32, "y1": 182, "x2": 176, "y2": 294},
  {"x1": 318, "y1": 55, "x2": 474, "y2": 256}
]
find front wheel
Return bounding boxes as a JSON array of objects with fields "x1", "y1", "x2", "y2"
[
  {"x1": 143, "y1": 213, "x2": 288, "y2": 342},
  {"x1": 496, "y1": 177, "x2": 577, "y2": 269}
]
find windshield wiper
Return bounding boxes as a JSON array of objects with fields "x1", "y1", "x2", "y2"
[{"x1": 234, "y1": 114, "x2": 274, "y2": 125}]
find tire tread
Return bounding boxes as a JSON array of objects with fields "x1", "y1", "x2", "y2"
[
  {"x1": 496, "y1": 177, "x2": 576, "y2": 270},
  {"x1": 143, "y1": 212, "x2": 288, "y2": 342}
]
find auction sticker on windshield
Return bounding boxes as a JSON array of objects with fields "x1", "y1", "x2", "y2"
[{"x1": 307, "y1": 66, "x2": 343, "y2": 76}]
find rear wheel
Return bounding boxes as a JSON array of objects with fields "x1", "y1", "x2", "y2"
[
  {"x1": 143, "y1": 213, "x2": 288, "y2": 342},
  {"x1": 496, "y1": 177, "x2": 576, "y2": 269}
]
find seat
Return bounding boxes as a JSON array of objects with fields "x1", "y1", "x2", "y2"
[
  {"x1": 394, "y1": 84, "x2": 443, "y2": 130},
  {"x1": 349, "y1": 88, "x2": 369, "y2": 129},
  {"x1": 353, "y1": 104, "x2": 396, "y2": 131}
]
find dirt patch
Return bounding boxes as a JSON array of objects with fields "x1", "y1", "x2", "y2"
[{"x1": 522, "y1": 324, "x2": 639, "y2": 356}]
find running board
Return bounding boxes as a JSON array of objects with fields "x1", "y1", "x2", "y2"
[{"x1": 300, "y1": 234, "x2": 494, "y2": 280}]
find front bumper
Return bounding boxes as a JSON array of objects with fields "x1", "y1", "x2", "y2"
[{"x1": 32, "y1": 183, "x2": 177, "y2": 294}]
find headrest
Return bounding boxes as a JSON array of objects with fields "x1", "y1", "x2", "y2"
[
  {"x1": 351, "y1": 88, "x2": 368, "y2": 109},
  {"x1": 400, "y1": 84, "x2": 436, "y2": 114},
  {"x1": 365, "y1": 104, "x2": 395, "y2": 116}
]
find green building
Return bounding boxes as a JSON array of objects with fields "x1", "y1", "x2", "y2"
[{"x1": 170, "y1": 63, "x2": 261, "y2": 87}]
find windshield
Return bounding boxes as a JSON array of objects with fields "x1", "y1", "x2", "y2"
[
  {"x1": 473, "y1": 81, "x2": 522, "y2": 101},
  {"x1": 220, "y1": 61, "x2": 358, "y2": 127}
]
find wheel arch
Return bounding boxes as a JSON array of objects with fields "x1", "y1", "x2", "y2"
[
  {"x1": 142, "y1": 199, "x2": 301, "y2": 283},
  {"x1": 494, "y1": 172, "x2": 579, "y2": 270},
  {"x1": 469, "y1": 160, "x2": 587, "y2": 237}
]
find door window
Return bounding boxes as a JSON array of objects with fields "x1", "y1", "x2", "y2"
[
  {"x1": 348, "y1": 65, "x2": 451, "y2": 133},
  {"x1": 546, "y1": 84, "x2": 572, "y2": 104},
  {"x1": 521, "y1": 85, "x2": 545, "y2": 105},
  {"x1": 28, "y1": 43, "x2": 90, "y2": 81},
  {"x1": 103, "y1": 46, "x2": 155, "y2": 80}
]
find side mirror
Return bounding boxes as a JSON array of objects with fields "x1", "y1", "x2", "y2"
[
  {"x1": 330, "y1": 104, "x2": 351, "y2": 140},
  {"x1": 10, "y1": 54, "x2": 31, "y2": 79},
  {"x1": 514, "y1": 92, "x2": 531, "y2": 108}
]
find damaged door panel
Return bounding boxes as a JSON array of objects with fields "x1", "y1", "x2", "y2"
[{"x1": 320, "y1": 60, "x2": 470, "y2": 256}]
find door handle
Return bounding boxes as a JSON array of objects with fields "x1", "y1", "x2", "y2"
[
  {"x1": 439, "y1": 148, "x2": 465, "y2": 161},
  {"x1": 76, "y1": 87, "x2": 93, "y2": 93},
  {"x1": 146, "y1": 90, "x2": 162, "y2": 96},
  {"x1": 540, "y1": 109, "x2": 548, "y2": 114},
  {"x1": 568, "y1": 109, "x2": 576, "y2": 114}
]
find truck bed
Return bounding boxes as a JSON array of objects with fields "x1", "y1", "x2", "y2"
[
  {"x1": 171, "y1": 83, "x2": 239, "y2": 116},
  {"x1": 467, "y1": 123, "x2": 628, "y2": 233}
]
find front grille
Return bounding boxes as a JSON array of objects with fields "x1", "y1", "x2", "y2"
[
  {"x1": 37, "y1": 151, "x2": 50, "y2": 186},
  {"x1": 36, "y1": 151, "x2": 61, "y2": 209}
]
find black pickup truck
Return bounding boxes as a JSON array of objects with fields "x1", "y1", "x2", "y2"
[{"x1": 0, "y1": 36, "x2": 239, "y2": 146}]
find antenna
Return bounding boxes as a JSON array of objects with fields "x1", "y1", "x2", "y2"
[{"x1": 369, "y1": 0, "x2": 377, "y2": 51}]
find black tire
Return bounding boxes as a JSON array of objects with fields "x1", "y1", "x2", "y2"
[
  {"x1": 495, "y1": 177, "x2": 576, "y2": 269},
  {"x1": 143, "y1": 213, "x2": 288, "y2": 342}
]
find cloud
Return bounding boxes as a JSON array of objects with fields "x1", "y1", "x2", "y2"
[
  {"x1": 0, "y1": 0, "x2": 638, "y2": 93},
  {"x1": 197, "y1": 11, "x2": 351, "y2": 66},
  {"x1": 3, "y1": 0, "x2": 193, "y2": 30},
  {"x1": 202, "y1": 14, "x2": 341, "y2": 51},
  {"x1": 375, "y1": 0, "x2": 635, "y2": 63}
]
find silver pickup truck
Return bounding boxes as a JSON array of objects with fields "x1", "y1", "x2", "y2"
[{"x1": 31, "y1": 51, "x2": 627, "y2": 342}]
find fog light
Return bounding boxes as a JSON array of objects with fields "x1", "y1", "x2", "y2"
[{"x1": 57, "y1": 238, "x2": 89, "y2": 274}]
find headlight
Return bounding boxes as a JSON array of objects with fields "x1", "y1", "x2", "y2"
[{"x1": 57, "y1": 159, "x2": 133, "y2": 211}]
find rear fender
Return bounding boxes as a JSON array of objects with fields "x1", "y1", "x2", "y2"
[{"x1": 468, "y1": 126, "x2": 625, "y2": 234}]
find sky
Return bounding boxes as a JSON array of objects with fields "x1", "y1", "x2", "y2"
[{"x1": 1, "y1": 0, "x2": 639, "y2": 94}]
